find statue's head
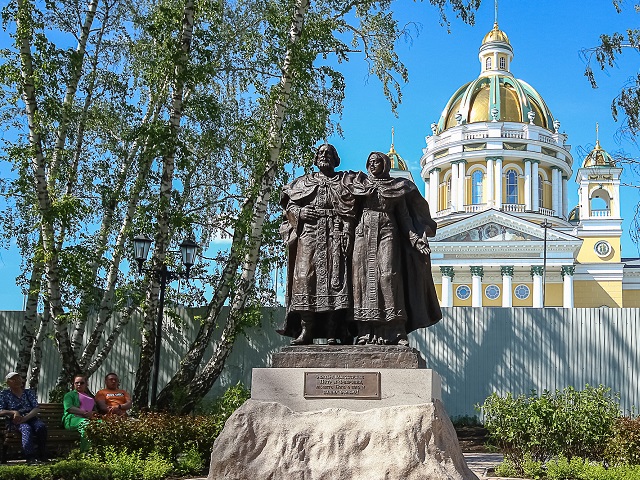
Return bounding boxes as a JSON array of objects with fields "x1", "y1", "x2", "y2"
[
  {"x1": 367, "y1": 151, "x2": 391, "y2": 178},
  {"x1": 314, "y1": 143, "x2": 340, "y2": 169}
]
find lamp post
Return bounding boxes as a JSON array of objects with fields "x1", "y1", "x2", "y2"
[
  {"x1": 540, "y1": 219, "x2": 551, "y2": 307},
  {"x1": 133, "y1": 234, "x2": 199, "y2": 408}
]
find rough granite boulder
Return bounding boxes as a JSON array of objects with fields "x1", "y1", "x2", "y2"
[{"x1": 208, "y1": 399, "x2": 479, "y2": 480}]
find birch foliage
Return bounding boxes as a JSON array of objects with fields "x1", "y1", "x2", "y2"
[{"x1": 0, "y1": 0, "x2": 481, "y2": 410}]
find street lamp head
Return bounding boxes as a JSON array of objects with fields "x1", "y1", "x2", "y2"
[
  {"x1": 179, "y1": 237, "x2": 199, "y2": 279},
  {"x1": 133, "y1": 234, "x2": 153, "y2": 274}
]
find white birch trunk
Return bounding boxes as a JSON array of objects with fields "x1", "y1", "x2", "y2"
[
  {"x1": 178, "y1": 0, "x2": 310, "y2": 409},
  {"x1": 48, "y1": 0, "x2": 100, "y2": 186}
]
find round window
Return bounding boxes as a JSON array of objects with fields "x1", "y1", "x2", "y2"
[
  {"x1": 514, "y1": 284, "x2": 530, "y2": 300},
  {"x1": 594, "y1": 240, "x2": 612, "y2": 258},
  {"x1": 485, "y1": 284, "x2": 500, "y2": 300},
  {"x1": 456, "y1": 285, "x2": 471, "y2": 300}
]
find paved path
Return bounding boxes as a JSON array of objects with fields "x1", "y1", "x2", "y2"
[{"x1": 464, "y1": 452, "x2": 504, "y2": 479}]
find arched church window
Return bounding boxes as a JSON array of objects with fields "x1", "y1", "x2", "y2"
[
  {"x1": 472, "y1": 170, "x2": 483, "y2": 204},
  {"x1": 499, "y1": 56, "x2": 506, "y2": 70},
  {"x1": 485, "y1": 57, "x2": 492, "y2": 70},
  {"x1": 506, "y1": 169, "x2": 518, "y2": 204},
  {"x1": 590, "y1": 196, "x2": 608, "y2": 215},
  {"x1": 538, "y1": 174, "x2": 544, "y2": 208}
]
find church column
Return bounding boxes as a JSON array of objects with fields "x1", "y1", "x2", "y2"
[
  {"x1": 531, "y1": 161, "x2": 540, "y2": 211},
  {"x1": 450, "y1": 162, "x2": 459, "y2": 211},
  {"x1": 440, "y1": 267, "x2": 455, "y2": 307},
  {"x1": 531, "y1": 266, "x2": 544, "y2": 307},
  {"x1": 458, "y1": 160, "x2": 467, "y2": 212},
  {"x1": 430, "y1": 168, "x2": 440, "y2": 212},
  {"x1": 486, "y1": 157, "x2": 495, "y2": 207},
  {"x1": 552, "y1": 167, "x2": 560, "y2": 216},
  {"x1": 562, "y1": 265, "x2": 575, "y2": 308},
  {"x1": 580, "y1": 177, "x2": 590, "y2": 219},
  {"x1": 424, "y1": 179, "x2": 430, "y2": 204},
  {"x1": 524, "y1": 159, "x2": 532, "y2": 211},
  {"x1": 470, "y1": 266, "x2": 484, "y2": 307},
  {"x1": 562, "y1": 176, "x2": 568, "y2": 219},
  {"x1": 501, "y1": 266, "x2": 514, "y2": 307},
  {"x1": 494, "y1": 157, "x2": 503, "y2": 209}
]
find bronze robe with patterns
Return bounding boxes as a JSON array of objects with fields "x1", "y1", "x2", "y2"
[
  {"x1": 351, "y1": 174, "x2": 442, "y2": 333},
  {"x1": 278, "y1": 171, "x2": 357, "y2": 339}
]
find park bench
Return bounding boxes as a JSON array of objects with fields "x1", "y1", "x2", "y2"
[{"x1": 1, "y1": 403, "x2": 80, "y2": 463}]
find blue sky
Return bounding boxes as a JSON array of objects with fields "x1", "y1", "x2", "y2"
[{"x1": 1, "y1": 0, "x2": 639, "y2": 310}]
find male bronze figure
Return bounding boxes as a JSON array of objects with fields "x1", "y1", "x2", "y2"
[{"x1": 278, "y1": 144, "x2": 356, "y2": 345}]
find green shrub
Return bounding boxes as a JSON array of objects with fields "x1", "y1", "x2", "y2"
[
  {"x1": 0, "y1": 465, "x2": 48, "y2": 480},
  {"x1": 86, "y1": 412, "x2": 220, "y2": 461},
  {"x1": 103, "y1": 448, "x2": 142, "y2": 480},
  {"x1": 494, "y1": 458, "x2": 519, "y2": 477},
  {"x1": 197, "y1": 382, "x2": 250, "y2": 416},
  {"x1": 604, "y1": 416, "x2": 640, "y2": 465},
  {"x1": 175, "y1": 446, "x2": 205, "y2": 475},
  {"x1": 522, "y1": 454, "x2": 545, "y2": 480},
  {"x1": 86, "y1": 383, "x2": 249, "y2": 462},
  {"x1": 141, "y1": 451, "x2": 173, "y2": 480},
  {"x1": 545, "y1": 455, "x2": 588, "y2": 480},
  {"x1": 49, "y1": 459, "x2": 112, "y2": 480},
  {"x1": 479, "y1": 385, "x2": 620, "y2": 474},
  {"x1": 450, "y1": 414, "x2": 482, "y2": 427}
]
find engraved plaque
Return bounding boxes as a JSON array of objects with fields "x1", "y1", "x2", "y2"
[{"x1": 303, "y1": 372, "x2": 381, "y2": 399}]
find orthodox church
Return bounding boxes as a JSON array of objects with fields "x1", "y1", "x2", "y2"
[{"x1": 389, "y1": 21, "x2": 640, "y2": 308}]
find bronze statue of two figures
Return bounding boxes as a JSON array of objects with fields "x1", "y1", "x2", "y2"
[{"x1": 278, "y1": 144, "x2": 442, "y2": 347}]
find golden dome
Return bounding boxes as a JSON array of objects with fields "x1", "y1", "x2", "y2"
[
  {"x1": 387, "y1": 143, "x2": 408, "y2": 171},
  {"x1": 582, "y1": 140, "x2": 615, "y2": 168},
  {"x1": 438, "y1": 75, "x2": 555, "y2": 132},
  {"x1": 482, "y1": 23, "x2": 510, "y2": 45}
]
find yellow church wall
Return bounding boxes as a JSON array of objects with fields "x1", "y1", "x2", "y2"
[
  {"x1": 576, "y1": 237, "x2": 621, "y2": 263},
  {"x1": 452, "y1": 284, "x2": 472, "y2": 306},
  {"x1": 512, "y1": 283, "x2": 533, "y2": 307},
  {"x1": 574, "y1": 280, "x2": 622, "y2": 307},
  {"x1": 545, "y1": 283, "x2": 563, "y2": 307},
  {"x1": 435, "y1": 282, "x2": 442, "y2": 301},
  {"x1": 543, "y1": 182, "x2": 551, "y2": 209},
  {"x1": 517, "y1": 177, "x2": 524, "y2": 204},
  {"x1": 482, "y1": 283, "x2": 501, "y2": 307},
  {"x1": 623, "y1": 289, "x2": 640, "y2": 307}
]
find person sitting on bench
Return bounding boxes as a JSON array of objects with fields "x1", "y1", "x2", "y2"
[
  {"x1": 0, "y1": 372, "x2": 47, "y2": 464},
  {"x1": 95, "y1": 373, "x2": 132, "y2": 416}
]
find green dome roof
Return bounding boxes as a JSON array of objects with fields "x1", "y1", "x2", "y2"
[
  {"x1": 387, "y1": 144, "x2": 408, "y2": 171},
  {"x1": 582, "y1": 140, "x2": 615, "y2": 167},
  {"x1": 436, "y1": 75, "x2": 556, "y2": 133}
]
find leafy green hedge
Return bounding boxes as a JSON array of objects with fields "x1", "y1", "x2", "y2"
[
  {"x1": 479, "y1": 385, "x2": 620, "y2": 474},
  {"x1": 604, "y1": 416, "x2": 640, "y2": 466},
  {"x1": 497, "y1": 454, "x2": 640, "y2": 480},
  {"x1": 85, "y1": 382, "x2": 250, "y2": 461}
]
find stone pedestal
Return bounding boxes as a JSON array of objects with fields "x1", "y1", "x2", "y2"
[
  {"x1": 272, "y1": 345, "x2": 426, "y2": 369},
  {"x1": 208, "y1": 346, "x2": 479, "y2": 480}
]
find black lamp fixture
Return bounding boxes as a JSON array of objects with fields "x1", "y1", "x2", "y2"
[
  {"x1": 132, "y1": 233, "x2": 199, "y2": 408},
  {"x1": 179, "y1": 237, "x2": 198, "y2": 278}
]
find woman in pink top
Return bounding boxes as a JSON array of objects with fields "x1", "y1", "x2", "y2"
[{"x1": 62, "y1": 375, "x2": 99, "y2": 451}]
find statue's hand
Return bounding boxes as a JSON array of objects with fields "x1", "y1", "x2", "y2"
[
  {"x1": 414, "y1": 237, "x2": 431, "y2": 256},
  {"x1": 300, "y1": 207, "x2": 320, "y2": 222},
  {"x1": 341, "y1": 232, "x2": 352, "y2": 252}
]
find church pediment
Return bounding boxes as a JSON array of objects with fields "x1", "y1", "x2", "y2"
[
  {"x1": 438, "y1": 221, "x2": 540, "y2": 242},
  {"x1": 433, "y1": 210, "x2": 580, "y2": 244}
]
